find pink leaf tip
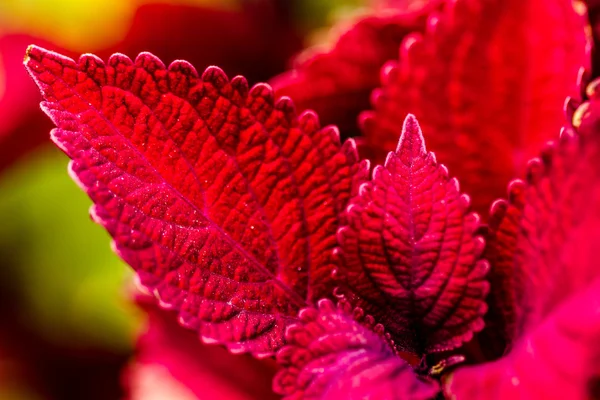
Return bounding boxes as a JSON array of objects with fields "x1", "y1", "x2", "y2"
[{"x1": 395, "y1": 113, "x2": 427, "y2": 163}]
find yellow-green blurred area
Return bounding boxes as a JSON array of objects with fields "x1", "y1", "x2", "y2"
[
  {"x1": 0, "y1": 147, "x2": 141, "y2": 350},
  {"x1": 0, "y1": 0, "x2": 372, "y2": 398},
  {"x1": 0, "y1": 0, "x2": 238, "y2": 51}
]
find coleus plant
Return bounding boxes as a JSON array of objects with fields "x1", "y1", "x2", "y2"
[{"x1": 22, "y1": 0, "x2": 600, "y2": 398}]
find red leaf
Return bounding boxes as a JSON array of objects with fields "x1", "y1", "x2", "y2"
[
  {"x1": 336, "y1": 115, "x2": 489, "y2": 355},
  {"x1": 361, "y1": 0, "x2": 587, "y2": 215},
  {"x1": 447, "y1": 78, "x2": 600, "y2": 399},
  {"x1": 24, "y1": 46, "x2": 361, "y2": 355},
  {"x1": 270, "y1": 7, "x2": 435, "y2": 140},
  {"x1": 273, "y1": 299, "x2": 440, "y2": 400},
  {"x1": 445, "y1": 277, "x2": 600, "y2": 399}
]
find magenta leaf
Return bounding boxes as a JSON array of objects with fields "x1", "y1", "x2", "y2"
[
  {"x1": 514, "y1": 85, "x2": 600, "y2": 335},
  {"x1": 447, "y1": 78, "x2": 600, "y2": 398},
  {"x1": 24, "y1": 45, "x2": 362, "y2": 356},
  {"x1": 336, "y1": 114, "x2": 489, "y2": 355},
  {"x1": 360, "y1": 0, "x2": 587, "y2": 215},
  {"x1": 445, "y1": 278, "x2": 600, "y2": 399},
  {"x1": 273, "y1": 299, "x2": 440, "y2": 400}
]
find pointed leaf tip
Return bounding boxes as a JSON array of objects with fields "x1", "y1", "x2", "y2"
[
  {"x1": 396, "y1": 114, "x2": 426, "y2": 164},
  {"x1": 24, "y1": 44, "x2": 35, "y2": 64},
  {"x1": 338, "y1": 113, "x2": 489, "y2": 355}
]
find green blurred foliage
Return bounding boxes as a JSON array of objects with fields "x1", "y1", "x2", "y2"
[{"x1": 0, "y1": 145, "x2": 141, "y2": 351}]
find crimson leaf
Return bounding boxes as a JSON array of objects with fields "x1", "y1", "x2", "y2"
[
  {"x1": 273, "y1": 299, "x2": 440, "y2": 399},
  {"x1": 360, "y1": 0, "x2": 587, "y2": 215},
  {"x1": 336, "y1": 114, "x2": 489, "y2": 355},
  {"x1": 24, "y1": 45, "x2": 361, "y2": 356}
]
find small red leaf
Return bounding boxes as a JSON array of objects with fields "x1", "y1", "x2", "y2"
[
  {"x1": 273, "y1": 299, "x2": 440, "y2": 400},
  {"x1": 361, "y1": 0, "x2": 588, "y2": 215},
  {"x1": 24, "y1": 46, "x2": 360, "y2": 355},
  {"x1": 270, "y1": 7, "x2": 434, "y2": 140},
  {"x1": 337, "y1": 115, "x2": 489, "y2": 355}
]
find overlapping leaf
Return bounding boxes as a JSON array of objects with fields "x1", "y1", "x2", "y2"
[
  {"x1": 336, "y1": 115, "x2": 489, "y2": 355},
  {"x1": 273, "y1": 299, "x2": 440, "y2": 400},
  {"x1": 270, "y1": 6, "x2": 436, "y2": 140},
  {"x1": 24, "y1": 46, "x2": 361, "y2": 356},
  {"x1": 361, "y1": 0, "x2": 587, "y2": 214},
  {"x1": 446, "y1": 79, "x2": 600, "y2": 398},
  {"x1": 474, "y1": 180, "x2": 525, "y2": 355}
]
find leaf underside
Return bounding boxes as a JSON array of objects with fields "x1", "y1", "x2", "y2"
[
  {"x1": 273, "y1": 299, "x2": 440, "y2": 400},
  {"x1": 24, "y1": 45, "x2": 362, "y2": 356},
  {"x1": 337, "y1": 115, "x2": 489, "y2": 355}
]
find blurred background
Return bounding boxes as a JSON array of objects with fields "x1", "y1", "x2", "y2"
[{"x1": 0, "y1": 0, "x2": 378, "y2": 398}]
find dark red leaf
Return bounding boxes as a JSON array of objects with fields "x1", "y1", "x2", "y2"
[
  {"x1": 361, "y1": 0, "x2": 587, "y2": 215},
  {"x1": 474, "y1": 180, "x2": 525, "y2": 356},
  {"x1": 447, "y1": 78, "x2": 600, "y2": 398},
  {"x1": 24, "y1": 46, "x2": 361, "y2": 355},
  {"x1": 270, "y1": 7, "x2": 435, "y2": 140},
  {"x1": 273, "y1": 299, "x2": 440, "y2": 400},
  {"x1": 336, "y1": 114, "x2": 489, "y2": 355}
]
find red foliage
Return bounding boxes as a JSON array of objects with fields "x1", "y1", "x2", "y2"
[{"x1": 360, "y1": 0, "x2": 587, "y2": 215}]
